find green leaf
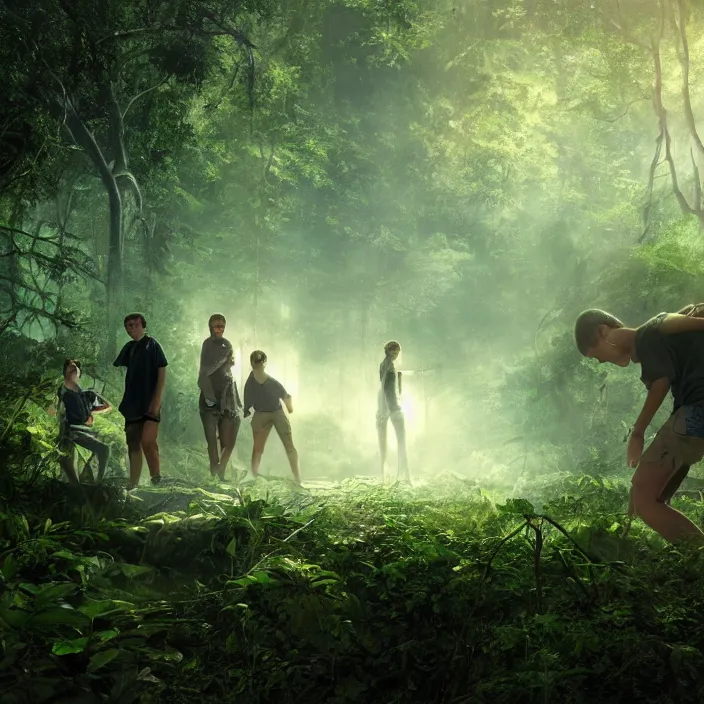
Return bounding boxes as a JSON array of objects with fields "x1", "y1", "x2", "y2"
[
  {"x1": 95, "y1": 628, "x2": 120, "y2": 643},
  {"x1": 52, "y1": 636, "x2": 89, "y2": 655},
  {"x1": 79, "y1": 599, "x2": 133, "y2": 618},
  {"x1": 30, "y1": 606, "x2": 90, "y2": 628},
  {"x1": 3, "y1": 554, "x2": 18, "y2": 581},
  {"x1": 36, "y1": 582, "x2": 79, "y2": 607},
  {"x1": 87, "y1": 648, "x2": 120, "y2": 672},
  {"x1": 0, "y1": 606, "x2": 30, "y2": 629},
  {"x1": 310, "y1": 578, "x2": 338, "y2": 588},
  {"x1": 119, "y1": 564, "x2": 152, "y2": 578},
  {"x1": 498, "y1": 498, "x2": 535, "y2": 515},
  {"x1": 226, "y1": 537, "x2": 237, "y2": 557}
]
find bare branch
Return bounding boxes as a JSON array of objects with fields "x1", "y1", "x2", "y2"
[
  {"x1": 692, "y1": 147, "x2": 702, "y2": 213},
  {"x1": 639, "y1": 127, "x2": 664, "y2": 242},
  {"x1": 671, "y1": 0, "x2": 704, "y2": 162},
  {"x1": 114, "y1": 171, "x2": 143, "y2": 215},
  {"x1": 647, "y1": 5, "x2": 703, "y2": 225},
  {"x1": 592, "y1": 96, "x2": 650, "y2": 123},
  {"x1": 97, "y1": 25, "x2": 256, "y2": 49},
  {"x1": 122, "y1": 78, "x2": 169, "y2": 120}
]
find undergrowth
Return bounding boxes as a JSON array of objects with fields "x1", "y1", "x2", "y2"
[{"x1": 3, "y1": 473, "x2": 704, "y2": 704}]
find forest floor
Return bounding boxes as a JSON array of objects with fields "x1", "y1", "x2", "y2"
[{"x1": 3, "y1": 472, "x2": 704, "y2": 704}]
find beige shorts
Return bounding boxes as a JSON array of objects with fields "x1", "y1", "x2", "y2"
[
  {"x1": 251, "y1": 409, "x2": 290, "y2": 433},
  {"x1": 251, "y1": 409, "x2": 295, "y2": 451},
  {"x1": 636, "y1": 406, "x2": 704, "y2": 502}
]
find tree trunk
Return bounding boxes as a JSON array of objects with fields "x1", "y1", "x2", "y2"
[{"x1": 62, "y1": 101, "x2": 124, "y2": 360}]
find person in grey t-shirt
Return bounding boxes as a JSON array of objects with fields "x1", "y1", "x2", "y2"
[{"x1": 243, "y1": 350, "x2": 300, "y2": 484}]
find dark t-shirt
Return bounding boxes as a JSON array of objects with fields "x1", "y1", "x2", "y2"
[
  {"x1": 243, "y1": 372, "x2": 288, "y2": 416},
  {"x1": 59, "y1": 384, "x2": 94, "y2": 426},
  {"x1": 113, "y1": 335, "x2": 168, "y2": 421},
  {"x1": 635, "y1": 312, "x2": 704, "y2": 412}
]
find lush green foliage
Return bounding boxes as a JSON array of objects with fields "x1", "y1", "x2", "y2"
[
  {"x1": 4, "y1": 476, "x2": 704, "y2": 703},
  {"x1": 4, "y1": 2, "x2": 704, "y2": 701}
]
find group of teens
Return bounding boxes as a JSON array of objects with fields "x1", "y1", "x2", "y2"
[
  {"x1": 53, "y1": 297, "x2": 704, "y2": 546},
  {"x1": 57, "y1": 312, "x2": 301, "y2": 489},
  {"x1": 57, "y1": 310, "x2": 412, "y2": 490}
]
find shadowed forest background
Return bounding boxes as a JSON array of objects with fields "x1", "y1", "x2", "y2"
[{"x1": 4, "y1": 0, "x2": 704, "y2": 702}]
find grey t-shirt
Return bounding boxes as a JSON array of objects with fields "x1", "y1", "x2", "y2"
[
  {"x1": 635, "y1": 312, "x2": 704, "y2": 411},
  {"x1": 243, "y1": 373, "x2": 288, "y2": 416}
]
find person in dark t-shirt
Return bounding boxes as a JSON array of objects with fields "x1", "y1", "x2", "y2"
[
  {"x1": 376, "y1": 340, "x2": 409, "y2": 482},
  {"x1": 198, "y1": 313, "x2": 242, "y2": 480},
  {"x1": 113, "y1": 312, "x2": 168, "y2": 489},
  {"x1": 574, "y1": 304, "x2": 704, "y2": 544},
  {"x1": 56, "y1": 358, "x2": 112, "y2": 483},
  {"x1": 243, "y1": 350, "x2": 300, "y2": 484}
]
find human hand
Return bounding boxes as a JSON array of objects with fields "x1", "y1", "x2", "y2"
[
  {"x1": 85, "y1": 415, "x2": 94, "y2": 427},
  {"x1": 627, "y1": 432, "x2": 644, "y2": 468}
]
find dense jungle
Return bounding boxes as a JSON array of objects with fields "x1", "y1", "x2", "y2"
[{"x1": 4, "y1": 0, "x2": 704, "y2": 702}]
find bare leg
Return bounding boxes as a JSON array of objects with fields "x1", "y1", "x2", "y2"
[
  {"x1": 251, "y1": 427, "x2": 272, "y2": 478},
  {"x1": 141, "y1": 421, "x2": 161, "y2": 480},
  {"x1": 128, "y1": 449, "x2": 143, "y2": 489},
  {"x1": 58, "y1": 440, "x2": 79, "y2": 484},
  {"x1": 276, "y1": 430, "x2": 300, "y2": 484},
  {"x1": 376, "y1": 416, "x2": 388, "y2": 480},
  {"x1": 73, "y1": 431, "x2": 111, "y2": 482},
  {"x1": 631, "y1": 460, "x2": 704, "y2": 544},
  {"x1": 390, "y1": 411, "x2": 409, "y2": 482},
  {"x1": 217, "y1": 415, "x2": 241, "y2": 480},
  {"x1": 200, "y1": 411, "x2": 220, "y2": 475}
]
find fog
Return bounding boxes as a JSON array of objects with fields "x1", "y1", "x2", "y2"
[{"x1": 10, "y1": 0, "x2": 703, "y2": 495}]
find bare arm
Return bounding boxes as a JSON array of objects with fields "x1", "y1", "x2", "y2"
[
  {"x1": 150, "y1": 367, "x2": 167, "y2": 413},
  {"x1": 660, "y1": 313, "x2": 704, "y2": 334},
  {"x1": 283, "y1": 394, "x2": 293, "y2": 414},
  {"x1": 632, "y1": 377, "x2": 670, "y2": 436}
]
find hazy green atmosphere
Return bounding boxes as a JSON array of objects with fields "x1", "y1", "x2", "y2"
[{"x1": 4, "y1": 0, "x2": 704, "y2": 702}]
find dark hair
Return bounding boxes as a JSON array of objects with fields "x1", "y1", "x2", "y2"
[
  {"x1": 384, "y1": 340, "x2": 401, "y2": 356},
  {"x1": 250, "y1": 349, "x2": 267, "y2": 366},
  {"x1": 124, "y1": 313, "x2": 147, "y2": 328},
  {"x1": 208, "y1": 313, "x2": 226, "y2": 328},
  {"x1": 574, "y1": 309, "x2": 624, "y2": 355},
  {"x1": 63, "y1": 358, "x2": 81, "y2": 376}
]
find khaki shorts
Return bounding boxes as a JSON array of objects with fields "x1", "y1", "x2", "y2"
[
  {"x1": 637, "y1": 406, "x2": 704, "y2": 502},
  {"x1": 251, "y1": 409, "x2": 294, "y2": 451},
  {"x1": 251, "y1": 409, "x2": 290, "y2": 434}
]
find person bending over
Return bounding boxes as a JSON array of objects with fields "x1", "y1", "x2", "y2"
[
  {"x1": 198, "y1": 313, "x2": 242, "y2": 480},
  {"x1": 113, "y1": 313, "x2": 168, "y2": 489},
  {"x1": 57, "y1": 359, "x2": 112, "y2": 483},
  {"x1": 243, "y1": 350, "x2": 300, "y2": 484},
  {"x1": 575, "y1": 303, "x2": 704, "y2": 544},
  {"x1": 376, "y1": 340, "x2": 409, "y2": 482}
]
